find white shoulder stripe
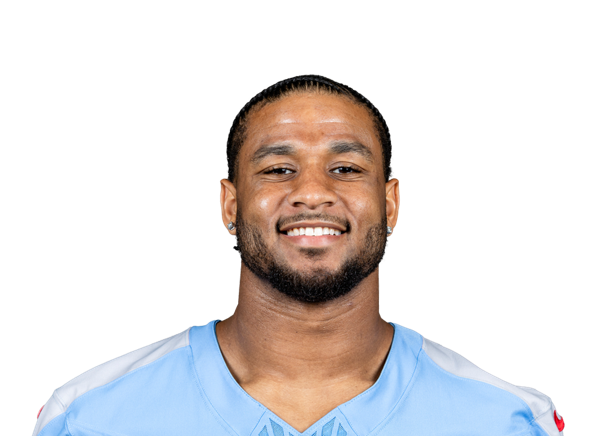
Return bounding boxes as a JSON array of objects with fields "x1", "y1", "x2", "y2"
[
  {"x1": 33, "y1": 329, "x2": 190, "y2": 436},
  {"x1": 422, "y1": 338, "x2": 562, "y2": 436}
]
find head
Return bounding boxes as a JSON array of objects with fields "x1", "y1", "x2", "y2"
[{"x1": 220, "y1": 75, "x2": 399, "y2": 303}]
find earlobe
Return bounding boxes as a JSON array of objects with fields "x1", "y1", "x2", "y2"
[{"x1": 227, "y1": 221, "x2": 235, "y2": 236}]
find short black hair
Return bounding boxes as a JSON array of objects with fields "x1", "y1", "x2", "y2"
[{"x1": 226, "y1": 75, "x2": 392, "y2": 182}]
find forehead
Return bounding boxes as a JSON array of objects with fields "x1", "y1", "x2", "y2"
[{"x1": 241, "y1": 92, "x2": 380, "y2": 155}]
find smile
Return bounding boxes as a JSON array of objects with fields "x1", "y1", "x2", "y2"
[
  {"x1": 286, "y1": 227, "x2": 343, "y2": 236},
  {"x1": 281, "y1": 233, "x2": 346, "y2": 247}
]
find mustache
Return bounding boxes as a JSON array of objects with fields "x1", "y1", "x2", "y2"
[{"x1": 276, "y1": 212, "x2": 350, "y2": 231}]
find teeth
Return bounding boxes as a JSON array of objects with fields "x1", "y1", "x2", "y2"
[{"x1": 284, "y1": 227, "x2": 344, "y2": 237}]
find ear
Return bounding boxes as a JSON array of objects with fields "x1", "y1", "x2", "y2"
[
  {"x1": 385, "y1": 178, "x2": 400, "y2": 233},
  {"x1": 220, "y1": 179, "x2": 237, "y2": 234}
]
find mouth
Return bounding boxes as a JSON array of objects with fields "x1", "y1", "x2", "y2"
[
  {"x1": 279, "y1": 231, "x2": 348, "y2": 247},
  {"x1": 283, "y1": 226, "x2": 343, "y2": 237}
]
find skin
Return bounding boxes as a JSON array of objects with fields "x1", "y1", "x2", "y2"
[{"x1": 218, "y1": 92, "x2": 400, "y2": 432}]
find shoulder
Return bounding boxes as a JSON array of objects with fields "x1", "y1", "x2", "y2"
[
  {"x1": 53, "y1": 328, "x2": 191, "y2": 405},
  {"x1": 33, "y1": 328, "x2": 192, "y2": 436},
  {"x1": 418, "y1": 335, "x2": 563, "y2": 436}
]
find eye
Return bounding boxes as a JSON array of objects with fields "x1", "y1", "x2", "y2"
[
  {"x1": 331, "y1": 166, "x2": 361, "y2": 174},
  {"x1": 263, "y1": 167, "x2": 362, "y2": 176},
  {"x1": 264, "y1": 167, "x2": 294, "y2": 175}
]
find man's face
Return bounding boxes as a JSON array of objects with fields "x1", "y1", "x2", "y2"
[{"x1": 222, "y1": 92, "x2": 398, "y2": 302}]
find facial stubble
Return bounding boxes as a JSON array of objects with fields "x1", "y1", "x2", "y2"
[{"x1": 234, "y1": 211, "x2": 389, "y2": 303}]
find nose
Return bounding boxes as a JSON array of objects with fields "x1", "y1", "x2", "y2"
[{"x1": 287, "y1": 169, "x2": 338, "y2": 210}]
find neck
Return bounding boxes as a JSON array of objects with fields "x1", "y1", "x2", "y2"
[{"x1": 216, "y1": 264, "x2": 393, "y2": 387}]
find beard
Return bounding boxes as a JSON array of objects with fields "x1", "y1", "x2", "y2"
[{"x1": 235, "y1": 212, "x2": 388, "y2": 303}]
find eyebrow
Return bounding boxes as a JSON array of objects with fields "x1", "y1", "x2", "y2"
[{"x1": 250, "y1": 141, "x2": 374, "y2": 165}]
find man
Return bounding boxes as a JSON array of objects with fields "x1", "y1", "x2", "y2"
[{"x1": 33, "y1": 75, "x2": 564, "y2": 436}]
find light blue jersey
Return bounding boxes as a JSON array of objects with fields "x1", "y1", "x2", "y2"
[{"x1": 33, "y1": 321, "x2": 564, "y2": 436}]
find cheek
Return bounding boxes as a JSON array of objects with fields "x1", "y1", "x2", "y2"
[
  {"x1": 244, "y1": 187, "x2": 275, "y2": 216},
  {"x1": 342, "y1": 187, "x2": 386, "y2": 221},
  {"x1": 349, "y1": 198, "x2": 369, "y2": 215},
  {"x1": 245, "y1": 186, "x2": 287, "y2": 223},
  {"x1": 258, "y1": 197, "x2": 274, "y2": 216},
  {"x1": 250, "y1": 186, "x2": 285, "y2": 213}
]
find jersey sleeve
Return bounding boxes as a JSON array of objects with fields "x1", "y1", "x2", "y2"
[
  {"x1": 520, "y1": 386, "x2": 565, "y2": 436},
  {"x1": 32, "y1": 391, "x2": 69, "y2": 436}
]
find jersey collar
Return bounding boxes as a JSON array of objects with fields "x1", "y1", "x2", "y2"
[{"x1": 190, "y1": 321, "x2": 422, "y2": 436}]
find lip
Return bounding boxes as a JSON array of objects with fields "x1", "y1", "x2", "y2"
[{"x1": 280, "y1": 232, "x2": 345, "y2": 247}]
